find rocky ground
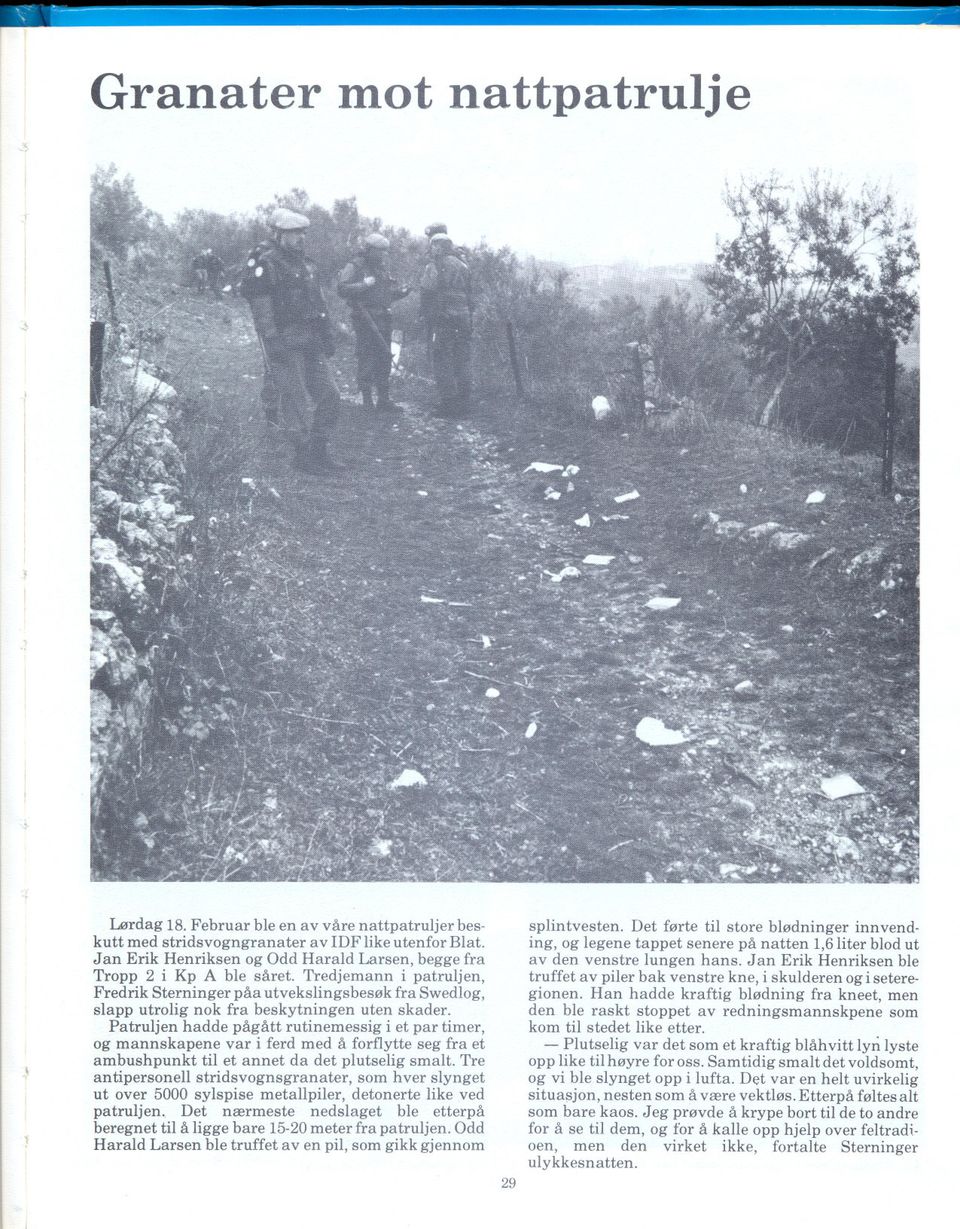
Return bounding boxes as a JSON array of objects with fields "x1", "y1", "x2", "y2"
[{"x1": 91, "y1": 287, "x2": 919, "y2": 883}]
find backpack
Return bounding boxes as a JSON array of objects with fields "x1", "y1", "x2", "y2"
[{"x1": 430, "y1": 255, "x2": 471, "y2": 325}]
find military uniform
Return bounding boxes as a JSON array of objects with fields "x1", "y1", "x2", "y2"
[
  {"x1": 336, "y1": 237, "x2": 408, "y2": 410},
  {"x1": 243, "y1": 221, "x2": 341, "y2": 472},
  {"x1": 204, "y1": 252, "x2": 225, "y2": 300},
  {"x1": 240, "y1": 240, "x2": 282, "y2": 423},
  {"x1": 192, "y1": 252, "x2": 209, "y2": 292},
  {"x1": 420, "y1": 237, "x2": 472, "y2": 418}
]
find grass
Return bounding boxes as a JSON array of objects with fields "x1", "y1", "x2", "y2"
[{"x1": 91, "y1": 276, "x2": 919, "y2": 884}]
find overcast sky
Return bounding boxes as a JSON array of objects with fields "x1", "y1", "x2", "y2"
[{"x1": 84, "y1": 24, "x2": 919, "y2": 268}]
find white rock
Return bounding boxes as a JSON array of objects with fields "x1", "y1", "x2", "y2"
[
  {"x1": 614, "y1": 490, "x2": 640, "y2": 504},
  {"x1": 583, "y1": 554, "x2": 614, "y2": 566},
  {"x1": 129, "y1": 368, "x2": 177, "y2": 404},
  {"x1": 547, "y1": 566, "x2": 582, "y2": 583},
  {"x1": 485, "y1": 688, "x2": 500, "y2": 699},
  {"x1": 806, "y1": 490, "x2": 826, "y2": 505},
  {"x1": 645, "y1": 596, "x2": 681, "y2": 611},
  {"x1": 719, "y1": 863, "x2": 745, "y2": 878},
  {"x1": 635, "y1": 717, "x2": 686, "y2": 746},
  {"x1": 831, "y1": 835, "x2": 861, "y2": 861},
  {"x1": 713, "y1": 520, "x2": 747, "y2": 539},
  {"x1": 846, "y1": 546, "x2": 886, "y2": 577},
  {"x1": 389, "y1": 769, "x2": 427, "y2": 790},
  {"x1": 524, "y1": 461, "x2": 564, "y2": 475},
  {"x1": 525, "y1": 722, "x2": 538, "y2": 739},
  {"x1": 769, "y1": 531, "x2": 815, "y2": 554},
  {"x1": 574, "y1": 513, "x2": 591, "y2": 528},
  {"x1": 820, "y1": 773, "x2": 865, "y2": 801},
  {"x1": 742, "y1": 522, "x2": 783, "y2": 542},
  {"x1": 591, "y1": 395, "x2": 612, "y2": 422}
]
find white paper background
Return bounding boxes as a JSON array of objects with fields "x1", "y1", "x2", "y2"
[{"x1": 5, "y1": 19, "x2": 957, "y2": 1229}]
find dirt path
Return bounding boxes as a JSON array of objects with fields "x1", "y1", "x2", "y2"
[{"x1": 95, "y1": 294, "x2": 919, "y2": 883}]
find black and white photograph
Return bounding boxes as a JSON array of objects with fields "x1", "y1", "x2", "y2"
[
  {"x1": 5, "y1": 14, "x2": 960, "y2": 1229},
  {"x1": 85, "y1": 33, "x2": 922, "y2": 885}
]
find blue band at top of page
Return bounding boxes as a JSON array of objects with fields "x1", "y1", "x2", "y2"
[{"x1": 39, "y1": 6, "x2": 960, "y2": 28}]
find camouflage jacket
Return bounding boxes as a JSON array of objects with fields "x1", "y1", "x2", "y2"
[
  {"x1": 336, "y1": 254, "x2": 407, "y2": 317},
  {"x1": 243, "y1": 246, "x2": 334, "y2": 349},
  {"x1": 420, "y1": 253, "x2": 472, "y2": 329}
]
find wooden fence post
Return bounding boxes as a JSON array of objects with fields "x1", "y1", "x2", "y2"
[
  {"x1": 881, "y1": 338, "x2": 898, "y2": 496},
  {"x1": 505, "y1": 322, "x2": 525, "y2": 399},
  {"x1": 90, "y1": 321, "x2": 106, "y2": 407},
  {"x1": 629, "y1": 344, "x2": 646, "y2": 410},
  {"x1": 102, "y1": 259, "x2": 119, "y2": 327}
]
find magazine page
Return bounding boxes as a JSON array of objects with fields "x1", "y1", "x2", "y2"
[{"x1": 3, "y1": 8, "x2": 958, "y2": 1228}]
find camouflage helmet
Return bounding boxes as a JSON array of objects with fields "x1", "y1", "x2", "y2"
[
  {"x1": 270, "y1": 207, "x2": 310, "y2": 232},
  {"x1": 424, "y1": 222, "x2": 448, "y2": 238},
  {"x1": 429, "y1": 233, "x2": 454, "y2": 254},
  {"x1": 364, "y1": 233, "x2": 390, "y2": 251}
]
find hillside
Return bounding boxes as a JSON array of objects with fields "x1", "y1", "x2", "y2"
[{"x1": 90, "y1": 274, "x2": 919, "y2": 884}]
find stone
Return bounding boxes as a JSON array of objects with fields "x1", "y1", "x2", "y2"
[
  {"x1": 846, "y1": 545, "x2": 887, "y2": 577},
  {"x1": 768, "y1": 531, "x2": 816, "y2": 556},
  {"x1": 712, "y1": 520, "x2": 747, "y2": 540},
  {"x1": 741, "y1": 521, "x2": 783, "y2": 543}
]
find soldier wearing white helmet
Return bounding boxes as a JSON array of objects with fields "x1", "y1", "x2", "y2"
[
  {"x1": 241, "y1": 208, "x2": 343, "y2": 475},
  {"x1": 424, "y1": 220, "x2": 469, "y2": 264},
  {"x1": 336, "y1": 233, "x2": 410, "y2": 413}
]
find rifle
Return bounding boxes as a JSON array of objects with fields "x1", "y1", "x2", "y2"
[{"x1": 354, "y1": 305, "x2": 393, "y2": 362}]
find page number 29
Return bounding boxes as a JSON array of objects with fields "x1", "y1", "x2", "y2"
[{"x1": 501, "y1": 1178, "x2": 516, "y2": 1190}]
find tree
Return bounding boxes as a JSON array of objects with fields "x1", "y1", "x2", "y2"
[
  {"x1": 90, "y1": 164, "x2": 163, "y2": 263},
  {"x1": 704, "y1": 173, "x2": 918, "y2": 444}
]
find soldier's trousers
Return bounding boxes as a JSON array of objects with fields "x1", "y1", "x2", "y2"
[
  {"x1": 273, "y1": 338, "x2": 340, "y2": 454},
  {"x1": 354, "y1": 312, "x2": 393, "y2": 391},
  {"x1": 431, "y1": 325, "x2": 472, "y2": 409}
]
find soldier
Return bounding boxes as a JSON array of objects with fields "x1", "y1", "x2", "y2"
[
  {"x1": 420, "y1": 233, "x2": 473, "y2": 419},
  {"x1": 241, "y1": 208, "x2": 343, "y2": 476},
  {"x1": 240, "y1": 233, "x2": 282, "y2": 425},
  {"x1": 191, "y1": 250, "x2": 209, "y2": 293},
  {"x1": 203, "y1": 250, "x2": 225, "y2": 301},
  {"x1": 424, "y1": 221, "x2": 470, "y2": 264},
  {"x1": 336, "y1": 234, "x2": 410, "y2": 412}
]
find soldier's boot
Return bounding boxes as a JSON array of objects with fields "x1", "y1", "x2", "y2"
[
  {"x1": 360, "y1": 385, "x2": 375, "y2": 411},
  {"x1": 295, "y1": 437, "x2": 346, "y2": 476},
  {"x1": 375, "y1": 383, "x2": 399, "y2": 413},
  {"x1": 435, "y1": 395, "x2": 466, "y2": 419}
]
